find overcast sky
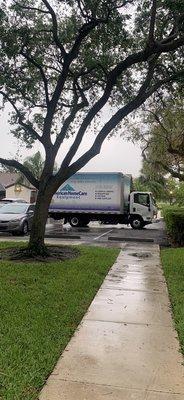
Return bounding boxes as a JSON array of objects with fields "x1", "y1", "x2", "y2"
[
  {"x1": 1, "y1": 104, "x2": 142, "y2": 177},
  {"x1": 1, "y1": 109, "x2": 142, "y2": 177}
]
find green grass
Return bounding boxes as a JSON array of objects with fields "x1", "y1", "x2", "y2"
[
  {"x1": 161, "y1": 247, "x2": 184, "y2": 355},
  {"x1": 0, "y1": 243, "x2": 119, "y2": 400}
]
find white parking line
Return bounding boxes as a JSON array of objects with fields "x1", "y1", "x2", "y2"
[{"x1": 93, "y1": 229, "x2": 113, "y2": 241}]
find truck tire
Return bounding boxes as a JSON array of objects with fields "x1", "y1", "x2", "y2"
[
  {"x1": 69, "y1": 216, "x2": 81, "y2": 227},
  {"x1": 81, "y1": 217, "x2": 90, "y2": 227},
  {"x1": 130, "y1": 216, "x2": 144, "y2": 229}
]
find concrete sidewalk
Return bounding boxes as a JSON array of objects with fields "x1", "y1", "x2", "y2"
[{"x1": 39, "y1": 243, "x2": 184, "y2": 400}]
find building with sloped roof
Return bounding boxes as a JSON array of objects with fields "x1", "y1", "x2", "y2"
[{"x1": 0, "y1": 173, "x2": 37, "y2": 203}]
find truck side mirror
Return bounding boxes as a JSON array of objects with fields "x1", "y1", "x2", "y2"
[{"x1": 147, "y1": 196, "x2": 150, "y2": 210}]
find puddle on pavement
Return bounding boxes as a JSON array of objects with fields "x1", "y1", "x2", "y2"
[{"x1": 129, "y1": 252, "x2": 152, "y2": 258}]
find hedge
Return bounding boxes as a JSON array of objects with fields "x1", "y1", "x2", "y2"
[{"x1": 163, "y1": 207, "x2": 184, "y2": 246}]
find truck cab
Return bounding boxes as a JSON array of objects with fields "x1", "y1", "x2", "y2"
[{"x1": 129, "y1": 191, "x2": 157, "y2": 229}]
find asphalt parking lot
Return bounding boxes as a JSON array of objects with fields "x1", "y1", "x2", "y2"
[
  {"x1": 45, "y1": 218, "x2": 169, "y2": 247},
  {"x1": 0, "y1": 219, "x2": 169, "y2": 247}
]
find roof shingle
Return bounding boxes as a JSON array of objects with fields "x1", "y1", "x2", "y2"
[{"x1": 0, "y1": 172, "x2": 19, "y2": 188}]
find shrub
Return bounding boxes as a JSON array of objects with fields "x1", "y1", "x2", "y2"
[{"x1": 163, "y1": 207, "x2": 184, "y2": 246}]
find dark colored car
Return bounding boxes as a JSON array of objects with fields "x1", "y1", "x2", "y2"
[{"x1": 0, "y1": 203, "x2": 35, "y2": 235}]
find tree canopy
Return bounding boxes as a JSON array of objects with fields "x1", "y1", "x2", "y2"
[
  {"x1": 0, "y1": 0, "x2": 183, "y2": 253},
  {"x1": 133, "y1": 97, "x2": 184, "y2": 181},
  {"x1": 133, "y1": 161, "x2": 167, "y2": 200}
]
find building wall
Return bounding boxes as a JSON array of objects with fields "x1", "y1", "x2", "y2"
[{"x1": 6, "y1": 185, "x2": 32, "y2": 202}]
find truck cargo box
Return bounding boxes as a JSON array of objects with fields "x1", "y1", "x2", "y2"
[{"x1": 49, "y1": 172, "x2": 132, "y2": 215}]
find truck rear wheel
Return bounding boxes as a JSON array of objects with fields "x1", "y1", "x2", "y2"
[
  {"x1": 69, "y1": 216, "x2": 90, "y2": 227},
  {"x1": 69, "y1": 216, "x2": 81, "y2": 227},
  {"x1": 130, "y1": 216, "x2": 144, "y2": 229}
]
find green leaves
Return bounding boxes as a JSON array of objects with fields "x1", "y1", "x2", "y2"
[
  {"x1": 0, "y1": 0, "x2": 183, "y2": 166},
  {"x1": 163, "y1": 206, "x2": 184, "y2": 246},
  {"x1": 129, "y1": 94, "x2": 184, "y2": 184}
]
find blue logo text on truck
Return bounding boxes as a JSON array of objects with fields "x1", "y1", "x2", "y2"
[{"x1": 56, "y1": 184, "x2": 87, "y2": 199}]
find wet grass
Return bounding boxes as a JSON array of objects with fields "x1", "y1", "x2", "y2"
[
  {"x1": 161, "y1": 247, "x2": 184, "y2": 355},
  {"x1": 0, "y1": 242, "x2": 119, "y2": 400}
]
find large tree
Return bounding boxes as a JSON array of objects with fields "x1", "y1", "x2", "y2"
[
  {"x1": 0, "y1": 0, "x2": 184, "y2": 255},
  {"x1": 133, "y1": 160, "x2": 167, "y2": 200},
  {"x1": 140, "y1": 98, "x2": 184, "y2": 181}
]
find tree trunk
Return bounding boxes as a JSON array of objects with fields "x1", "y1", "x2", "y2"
[{"x1": 28, "y1": 185, "x2": 53, "y2": 256}]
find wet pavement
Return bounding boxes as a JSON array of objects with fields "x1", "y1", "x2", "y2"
[
  {"x1": 39, "y1": 243, "x2": 184, "y2": 400},
  {"x1": 0, "y1": 217, "x2": 169, "y2": 247},
  {"x1": 45, "y1": 219, "x2": 169, "y2": 247}
]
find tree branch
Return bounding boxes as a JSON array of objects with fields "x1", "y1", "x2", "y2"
[
  {"x1": 160, "y1": 13, "x2": 184, "y2": 45},
  {"x1": 146, "y1": 69, "x2": 184, "y2": 97},
  {"x1": 145, "y1": 108, "x2": 169, "y2": 134},
  {"x1": 54, "y1": 63, "x2": 157, "y2": 180},
  {"x1": 13, "y1": 85, "x2": 47, "y2": 109},
  {"x1": 0, "y1": 91, "x2": 43, "y2": 143},
  {"x1": 60, "y1": 54, "x2": 159, "y2": 169},
  {"x1": 13, "y1": 1, "x2": 50, "y2": 14},
  {"x1": 20, "y1": 50, "x2": 50, "y2": 106},
  {"x1": 43, "y1": 12, "x2": 109, "y2": 138},
  {"x1": 156, "y1": 36, "x2": 184, "y2": 52},
  {"x1": 42, "y1": 4, "x2": 184, "y2": 145},
  {"x1": 0, "y1": 158, "x2": 39, "y2": 189},
  {"x1": 70, "y1": 17, "x2": 110, "y2": 60},
  {"x1": 167, "y1": 144, "x2": 184, "y2": 158},
  {"x1": 148, "y1": 0, "x2": 157, "y2": 44},
  {"x1": 54, "y1": 101, "x2": 86, "y2": 153},
  {"x1": 41, "y1": 0, "x2": 66, "y2": 58},
  {"x1": 142, "y1": 149, "x2": 184, "y2": 181},
  {"x1": 144, "y1": 108, "x2": 184, "y2": 158},
  {"x1": 62, "y1": 67, "x2": 184, "y2": 177},
  {"x1": 76, "y1": 0, "x2": 90, "y2": 20}
]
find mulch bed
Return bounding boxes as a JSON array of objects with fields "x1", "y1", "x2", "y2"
[{"x1": 0, "y1": 245, "x2": 80, "y2": 262}]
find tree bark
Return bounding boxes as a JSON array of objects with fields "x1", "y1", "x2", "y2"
[{"x1": 28, "y1": 184, "x2": 54, "y2": 256}]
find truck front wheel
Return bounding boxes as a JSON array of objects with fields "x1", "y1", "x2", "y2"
[
  {"x1": 130, "y1": 216, "x2": 144, "y2": 229},
  {"x1": 69, "y1": 216, "x2": 81, "y2": 227}
]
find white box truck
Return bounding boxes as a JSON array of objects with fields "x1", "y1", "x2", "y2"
[{"x1": 49, "y1": 172, "x2": 157, "y2": 229}]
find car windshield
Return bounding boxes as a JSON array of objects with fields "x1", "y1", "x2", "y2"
[{"x1": 0, "y1": 204, "x2": 28, "y2": 214}]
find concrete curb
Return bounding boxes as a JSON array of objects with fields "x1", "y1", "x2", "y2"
[{"x1": 108, "y1": 236, "x2": 154, "y2": 243}]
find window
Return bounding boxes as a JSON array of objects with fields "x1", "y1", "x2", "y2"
[
  {"x1": 0, "y1": 203, "x2": 28, "y2": 214},
  {"x1": 134, "y1": 193, "x2": 150, "y2": 207},
  {"x1": 30, "y1": 190, "x2": 37, "y2": 203}
]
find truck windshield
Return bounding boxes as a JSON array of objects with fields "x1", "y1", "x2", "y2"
[{"x1": 134, "y1": 193, "x2": 150, "y2": 207}]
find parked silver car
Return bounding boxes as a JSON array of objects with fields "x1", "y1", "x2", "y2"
[
  {"x1": 0, "y1": 203, "x2": 35, "y2": 235},
  {"x1": 0, "y1": 198, "x2": 28, "y2": 209},
  {"x1": 0, "y1": 198, "x2": 28, "y2": 204}
]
